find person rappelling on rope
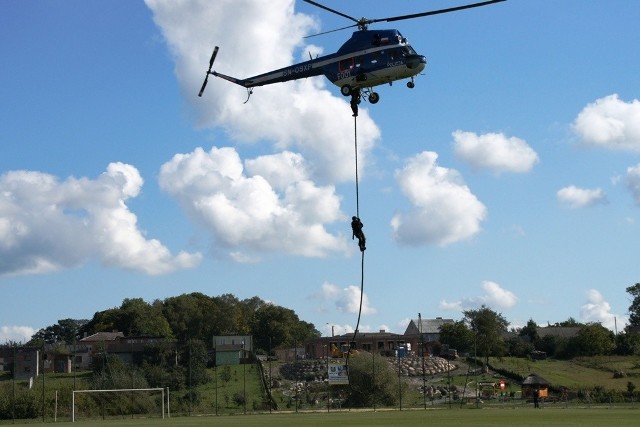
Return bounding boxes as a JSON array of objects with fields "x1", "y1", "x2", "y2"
[
  {"x1": 350, "y1": 88, "x2": 361, "y2": 117},
  {"x1": 351, "y1": 216, "x2": 366, "y2": 252}
]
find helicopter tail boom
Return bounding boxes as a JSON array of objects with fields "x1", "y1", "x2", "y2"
[
  {"x1": 198, "y1": 45, "x2": 328, "y2": 98},
  {"x1": 198, "y1": 46, "x2": 255, "y2": 95},
  {"x1": 211, "y1": 71, "x2": 252, "y2": 88}
]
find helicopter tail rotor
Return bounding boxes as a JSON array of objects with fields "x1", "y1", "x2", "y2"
[{"x1": 198, "y1": 46, "x2": 219, "y2": 97}]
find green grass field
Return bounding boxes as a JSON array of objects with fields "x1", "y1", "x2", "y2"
[
  {"x1": 4, "y1": 356, "x2": 640, "y2": 424},
  {"x1": 4, "y1": 407, "x2": 640, "y2": 427},
  {"x1": 486, "y1": 356, "x2": 640, "y2": 391}
]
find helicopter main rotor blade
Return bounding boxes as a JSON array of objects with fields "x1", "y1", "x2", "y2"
[
  {"x1": 304, "y1": 23, "x2": 358, "y2": 39},
  {"x1": 370, "y1": 0, "x2": 506, "y2": 25},
  {"x1": 303, "y1": 0, "x2": 359, "y2": 24}
]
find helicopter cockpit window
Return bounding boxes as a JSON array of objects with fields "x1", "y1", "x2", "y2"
[{"x1": 402, "y1": 46, "x2": 417, "y2": 56}]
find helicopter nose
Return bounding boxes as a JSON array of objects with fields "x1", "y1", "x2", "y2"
[{"x1": 406, "y1": 55, "x2": 427, "y2": 70}]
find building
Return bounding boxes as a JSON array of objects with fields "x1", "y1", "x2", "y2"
[
  {"x1": 78, "y1": 331, "x2": 125, "y2": 368},
  {"x1": 104, "y1": 335, "x2": 168, "y2": 365},
  {"x1": 0, "y1": 347, "x2": 40, "y2": 380},
  {"x1": 213, "y1": 335, "x2": 253, "y2": 365},
  {"x1": 521, "y1": 372, "x2": 550, "y2": 399},
  {"x1": 305, "y1": 330, "x2": 405, "y2": 359},
  {"x1": 404, "y1": 317, "x2": 454, "y2": 355}
]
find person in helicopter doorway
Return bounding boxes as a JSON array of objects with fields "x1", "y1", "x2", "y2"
[
  {"x1": 351, "y1": 216, "x2": 366, "y2": 252},
  {"x1": 350, "y1": 88, "x2": 361, "y2": 117}
]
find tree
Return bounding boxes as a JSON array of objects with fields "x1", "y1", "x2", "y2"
[
  {"x1": 119, "y1": 298, "x2": 173, "y2": 337},
  {"x1": 162, "y1": 293, "x2": 215, "y2": 341},
  {"x1": 251, "y1": 304, "x2": 320, "y2": 351},
  {"x1": 615, "y1": 331, "x2": 640, "y2": 355},
  {"x1": 518, "y1": 319, "x2": 539, "y2": 343},
  {"x1": 536, "y1": 334, "x2": 566, "y2": 358},
  {"x1": 438, "y1": 320, "x2": 473, "y2": 354},
  {"x1": 184, "y1": 339, "x2": 210, "y2": 386},
  {"x1": 30, "y1": 318, "x2": 88, "y2": 344},
  {"x1": 342, "y1": 352, "x2": 405, "y2": 407},
  {"x1": 463, "y1": 305, "x2": 509, "y2": 365},
  {"x1": 626, "y1": 283, "x2": 640, "y2": 328},
  {"x1": 574, "y1": 323, "x2": 615, "y2": 356},
  {"x1": 506, "y1": 336, "x2": 534, "y2": 357},
  {"x1": 552, "y1": 317, "x2": 583, "y2": 327},
  {"x1": 81, "y1": 299, "x2": 172, "y2": 338}
]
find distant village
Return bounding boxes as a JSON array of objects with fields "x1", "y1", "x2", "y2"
[{"x1": 1, "y1": 316, "x2": 585, "y2": 381}]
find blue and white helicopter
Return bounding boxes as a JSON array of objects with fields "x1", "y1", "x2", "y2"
[{"x1": 198, "y1": 0, "x2": 505, "y2": 105}]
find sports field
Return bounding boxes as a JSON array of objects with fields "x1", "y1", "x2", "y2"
[{"x1": 6, "y1": 407, "x2": 639, "y2": 427}]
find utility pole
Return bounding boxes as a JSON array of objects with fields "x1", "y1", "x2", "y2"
[
  {"x1": 42, "y1": 343, "x2": 45, "y2": 423},
  {"x1": 269, "y1": 337, "x2": 272, "y2": 414},
  {"x1": 419, "y1": 313, "x2": 426, "y2": 409},
  {"x1": 241, "y1": 340, "x2": 246, "y2": 415},
  {"x1": 214, "y1": 340, "x2": 218, "y2": 416}
]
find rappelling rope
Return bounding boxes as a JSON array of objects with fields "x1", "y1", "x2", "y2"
[
  {"x1": 346, "y1": 114, "x2": 365, "y2": 372},
  {"x1": 354, "y1": 115, "x2": 360, "y2": 219}
]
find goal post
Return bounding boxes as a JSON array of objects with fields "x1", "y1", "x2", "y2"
[{"x1": 72, "y1": 388, "x2": 165, "y2": 422}]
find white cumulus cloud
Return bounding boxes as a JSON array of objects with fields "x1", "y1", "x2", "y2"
[
  {"x1": 480, "y1": 280, "x2": 518, "y2": 308},
  {"x1": 573, "y1": 94, "x2": 640, "y2": 151},
  {"x1": 580, "y1": 289, "x2": 627, "y2": 331},
  {"x1": 159, "y1": 146, "x2": 348, "y2": 258},
  {"x1": 440, "y1": 280, "x2": 518, "y2": 311},
  {"x1": 391, "y1": 151, "x2": 487, "y2": 246},
  {"x1": 0, "y1": 164, "x2": 201, "y2": 277},
  {"x1": 145, "y1": 0, "x2": 380, "y2": 183},
  {"x1": 315, "y1": 282, "x2": 376, "y2": 316},
  {"x1": 0, "y1": 325, "x2": 36, "y2": 344},
  {"x1": 453, "y1": 130, "x2": 539, "y2": 174},
  {"x1": 557, "y1": 185, "x2": 608, "y2": 208}
]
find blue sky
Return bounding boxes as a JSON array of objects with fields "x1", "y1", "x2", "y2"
[{"x1": 2, "y1": 0, "x2": 640, "y2": 343}]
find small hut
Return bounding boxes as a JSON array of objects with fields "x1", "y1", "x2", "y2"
[{"x1": 521, "y1": 373, "x2": 550, "y2": 399}]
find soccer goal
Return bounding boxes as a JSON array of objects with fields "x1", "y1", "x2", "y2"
[{"x1": 72, "y1": 388, "x2": 166, "y2": 422}]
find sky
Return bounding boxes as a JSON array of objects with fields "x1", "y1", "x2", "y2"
[{"x1": 2, "y1": 0, "x2": 640, "y2": 343}]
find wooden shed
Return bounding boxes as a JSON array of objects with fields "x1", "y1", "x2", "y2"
[{"x1": 521, "y1": 372, "x2": 550, "y2": 399}]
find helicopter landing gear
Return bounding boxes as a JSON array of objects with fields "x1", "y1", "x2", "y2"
[
  {"x1": 356, "y1": 87, "x2": 380, "y2": 105},
  {"x1": 407, "y1": 77, "x2": 415, "y2": 89},
  {"x1": 341, "y1": 85, "x2": 352, "y2": 96}
]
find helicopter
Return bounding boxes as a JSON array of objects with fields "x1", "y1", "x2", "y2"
[{"x1": 198, "y1": 0, "x2": 506, "y2": 105}]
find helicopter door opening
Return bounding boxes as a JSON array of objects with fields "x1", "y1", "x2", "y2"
[{"x1": 339, "y1": 57, "x2": 354, "y2": 72}]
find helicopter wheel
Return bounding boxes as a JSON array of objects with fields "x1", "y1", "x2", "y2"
[
  {"x1": 341, "y1": 85, "x2": 352, "y2": 96},
  {"x1": 407, "y1": 81, "x2": 415, "y2": 89},
  {"x1": 368, "y1": 92, "x2": 380, "y2": 104}
]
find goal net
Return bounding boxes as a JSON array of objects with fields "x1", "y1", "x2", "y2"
[{"x1": 72, "y1": 388, "x2": 165, "y2": 422}]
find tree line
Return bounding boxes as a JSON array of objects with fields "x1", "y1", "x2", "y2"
[
  {"x1": 26, "y1": 292, "x2": 320, "y2": 353},
  {"x1": 14, "y1": 282, "x2": 640, "y2": 360},
  {"x1": 438, "y1": 283, "x2": 640, "y2": 362}
]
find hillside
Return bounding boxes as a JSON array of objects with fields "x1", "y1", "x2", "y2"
[{"x1": 485, "y1": 356, "x2": 640, "y2": 391}]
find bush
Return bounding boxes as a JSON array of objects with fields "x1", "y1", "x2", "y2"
[{"x1": 232, "y1": 392, "x2": 246, "y2": 407}]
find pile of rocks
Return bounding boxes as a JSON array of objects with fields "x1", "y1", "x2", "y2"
[
  {"x1": 419, "y1": 383, "x2": 459, "y2": 398},
  {"x1": 390, "y1": 356, "x2": 456, "y2": 377},
  {"x1": 278, "y1": 356, "x2": 456, "y2": 381},
  {"x1": 279, "y1": 360, "x2": 326, "y2": 381}
]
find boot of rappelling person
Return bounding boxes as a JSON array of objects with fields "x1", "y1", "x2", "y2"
[{"x1": 351, "y1": 216, "x2": 366, "y2": 252}]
